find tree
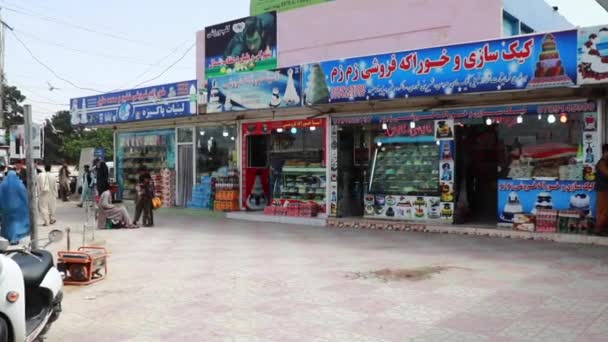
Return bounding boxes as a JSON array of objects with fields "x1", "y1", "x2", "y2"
[
  {"x1": 61, "y1": 128, "x2": 114, "y2": 163},
  {"x1": 2, "y1": 84, "x2": 26, "y2": 128},
  {"x1": 43, "y1": 111, "x2": 75, "y2": 164}
]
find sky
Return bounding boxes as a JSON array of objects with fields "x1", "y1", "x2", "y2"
[{"x1": 1, "y1": 0, "x2": 608, "y2": 123}]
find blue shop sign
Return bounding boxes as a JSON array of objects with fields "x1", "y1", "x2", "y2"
[
  {"x1": 304, "y1": 30, "x2": 578, "y2": 105},
  {"x1": 70, "y1": 80, "x2": 198, "y2": 126}
]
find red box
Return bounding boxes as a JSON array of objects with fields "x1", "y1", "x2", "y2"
[{"x1": 536, "y1": 209, "x2": 558, "y2": 233}]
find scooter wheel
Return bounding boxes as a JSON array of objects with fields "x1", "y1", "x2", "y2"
[{"x1": 0, "y1": 318, "x2": 9, "y2": 342}]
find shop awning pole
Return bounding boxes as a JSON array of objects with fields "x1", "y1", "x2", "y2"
[{"x1": 24, "y1": 104, "x2": 38, "y2": 249}]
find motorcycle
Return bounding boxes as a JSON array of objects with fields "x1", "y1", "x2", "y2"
[{"x1": 0, "y1": 230, "x2": 64, "y2": 342}]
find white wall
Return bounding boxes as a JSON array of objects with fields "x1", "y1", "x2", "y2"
[{"x1": 503, "y1": 0, "x2": 573, "y2": 32}]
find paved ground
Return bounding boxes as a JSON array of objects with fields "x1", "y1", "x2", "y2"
[{"x1": 40, "y1": 202, "x2": 608, "y2": 341}]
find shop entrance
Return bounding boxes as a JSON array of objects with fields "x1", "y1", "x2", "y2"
[
  {"x1": 455, "y1": 123, "x2": 500, "y2": 224},
  {"x1": 337, "y1": 126, "x2": 371, "y2": 218}
]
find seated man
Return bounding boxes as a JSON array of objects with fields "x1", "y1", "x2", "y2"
[
  {"x1": 97, "y1": 184, "x2": 138, "y2": 229},
  {"x1": 0, "y1": 171, "x2": 31, "y2": 243}
]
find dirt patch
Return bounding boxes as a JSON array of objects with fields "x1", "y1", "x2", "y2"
[{"x1": 346, "y1": 266, "x2": 460, "y2": 282}]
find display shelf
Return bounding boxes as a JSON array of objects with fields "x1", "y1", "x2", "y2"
[
  {"x1": 369, "y1": 142, "x2": 440, "y2": 196},
  {"x1": 282, "y1": 167, "x2": 326, "y2": 173}
]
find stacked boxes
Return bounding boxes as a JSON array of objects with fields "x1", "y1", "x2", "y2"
[
  {"x1": 213, "y1": 170, "x2": 240, "y2": 212},
  {"x1": 264, "y1": 201, "x2": 319, "y2": 217},
  {"x1": 187, "y1": 176, "x2": 214, "y2": 209},
  {"x1": 558, "y1": 210, "x2": 593, "y2": 235},
  {"x1": 151, "y1": 169, "x2": 176, "y2": 208},
  {"x1": 535, "y1": 209, "x2": 558, "y2": 233}
]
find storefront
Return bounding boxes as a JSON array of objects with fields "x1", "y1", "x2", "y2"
[
  {"x1": 241, "y1": 118, "x2": 327, "y2": 217},
  {"x1": 329, "y1": 100, "x2": 601, "y2": 232}
]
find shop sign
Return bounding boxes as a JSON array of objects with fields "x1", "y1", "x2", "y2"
[
  {"x1": 331, "y1": 101, "x2": 596, "y2": 125},
  {"x1": 303, "y1": 30, "x2": 578, "y2": 105},
  {"x1": 250, "y1": 0, "x2": 334, "y2": 15},
  {"x1": 242, "y1": 118, "x2": 324, "y2": 135},
  {"x1": 498, "y1": 180, "x2": 596, "y2": 223},
  {"x1": 207, "y1": 66, "x2": 302, "y2": 113},
  {"x1": 9, "y1": 124, "x2": 43, "y2": 160},
  {"x1": 577, "y1": 25, "x2": 608, "y2": 84},
  {"x1": 205, "y1": 12, "x2": 277, "y2": 79},
  {"x1": 70, "y1": 80, "x2": 198, "y2": 127}
]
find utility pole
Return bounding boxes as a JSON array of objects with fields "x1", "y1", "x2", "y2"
[{"x1": 24, "y1": 105, "x2": 38, "y2": 248}]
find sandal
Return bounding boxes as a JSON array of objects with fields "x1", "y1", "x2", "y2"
[{"x1": 50, "y1": 220, "x2": 57, "y2": 225}]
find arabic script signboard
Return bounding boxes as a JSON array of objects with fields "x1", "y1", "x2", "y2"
[
  {"x1": 207, "y1": 66, "x2": 302, "y2": 113},
  {"x1": 205, "y1": 12, "x2": 277, "y2": 78},
  {"x1": 497, "y1": 180, "x2": 596, "y2": 223},
  {"x1": 303, "y1": 30, "x2": 578, "y2": 105},
  {"x1": 70, "y1": 80, "x2": 198, "y2": 126},
  {"x1": 250, "y1": 0, "x2": 334, "y2": 15}
]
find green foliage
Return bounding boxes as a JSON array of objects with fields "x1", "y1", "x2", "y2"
[{"x1": 61, "y1": 128, "x2": 114, "y2": 164}]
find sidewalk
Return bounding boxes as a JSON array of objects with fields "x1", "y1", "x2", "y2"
[{"x1": 44, "y1": 202, "x2": 608, "y2": 341}]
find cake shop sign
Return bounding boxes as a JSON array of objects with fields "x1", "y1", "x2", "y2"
[
  {"x1": 499, "y1": 180, "x2": 595, "y2": 193},
  {"x1": 303, "y1": 30, "x2": 578, "y2": 105},
  {"x1": 384, "y1": 123, "x2": 433, "y2": 137}
]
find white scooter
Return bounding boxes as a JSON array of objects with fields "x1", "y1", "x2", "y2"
[{"x1": 0, "y1": 230, "x2": 64, "y2": 342}]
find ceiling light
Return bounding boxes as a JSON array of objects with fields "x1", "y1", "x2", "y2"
[
  {"x1": 381, "y1": 123, "x2": 388, "y2": 130},
  {"x1": 409, "y1": 121, "x2": 416, "y2": 129},
  {"x1": 547, "y1": 114, "x2": 556, "y2": 124},
  {"x1": 309, "y1": 126, "x2": 316, "y2": 131},
  {"x1": 376, "y1": 141, "x2": 382, "y2": 147},
  {"x1": 560, "y1": 113, "x2": 568, "y2": 123},
  {"x1": 516, "y1": 115, "x2": 523, "y2": 124},
  {"x1": 276, "y1": 128, "x2": 284, "y2": 133},
  {"x1": 485, "y1": 117, "x2": 493, "y2": 126}
]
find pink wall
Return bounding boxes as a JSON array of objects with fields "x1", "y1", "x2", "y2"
[{"x1": 197, "y1": 0, "x2": 503, "y2": 88}]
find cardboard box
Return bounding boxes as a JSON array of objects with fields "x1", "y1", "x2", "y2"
[{"x1": 513, "y1": 214, "x2": 535, "y2": 232}]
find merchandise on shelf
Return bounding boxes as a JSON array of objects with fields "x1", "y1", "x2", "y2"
[
  {"x1": 213, "y1": 169, "x2": 240, "y2": 212},
  {"x1": 151, "y1": 169, "x2": 176, "y2": 208},
  {"x1": 369, "y1": 143, "x2": 440, "y2": 196}
]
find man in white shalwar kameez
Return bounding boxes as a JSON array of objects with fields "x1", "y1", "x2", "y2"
[{"x1": 37, "y1": 164, "x2": 57, "y2": 226}]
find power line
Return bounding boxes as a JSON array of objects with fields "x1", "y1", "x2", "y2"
[
  {"x1": 14, "y1": 29, "x2": 170, "y2": 67},
  {"x1": 7, "y1": 28, "x2": 107, "y2": 93},
  {"x1": 1, "y1": 4, "x2": 154, "y2": 47},
  {"x1": 131, "y1": 42, "x2": 195, "y2": 89},
  {"x1": 120, "y1": 39, "x2": 191, "y2": 88}
]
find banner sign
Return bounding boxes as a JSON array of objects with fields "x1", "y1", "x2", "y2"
[
  {"x1": 69, "y1": 80, "x2": 198, "y2": 126},
  {"x1": 577, "y1": 25, "x2": 608, "y2": 84},
  {"x1": 9, "y1": 124, "x2": 43, "y2": 160},
  {"x1": 498, "y1": 180, "x2": 596, "y2": 223},
  {"x1": 331, "y1": 101, "x2": 596, "y2": 125},
  {"x1": 207, "y1": 66, "x2": 302, "y2": 113},
  {"x1": 250, "y1": 0, "x2": 334, "y2": 15},
  {"x1": 205, "y1": 12, "x2": 277, "y2": 79},
  {"x1": 303, "y1": 30, "x2": 577, "y2": 105}
]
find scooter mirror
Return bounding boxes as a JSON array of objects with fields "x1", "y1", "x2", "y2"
[{"x1": 48, "y1": 230, "x2": 64, "y2": 243}]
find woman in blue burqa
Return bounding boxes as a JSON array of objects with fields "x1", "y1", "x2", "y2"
[{"x1": 0, "y1": 171, "x2": 30, "y2": 243}]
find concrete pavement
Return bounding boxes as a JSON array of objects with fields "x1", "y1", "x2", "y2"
[{"x1": 42, "y1": 203, "x2": 608, "y2": 341}]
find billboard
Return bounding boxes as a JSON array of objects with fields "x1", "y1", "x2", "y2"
[
  {"x1": 207, "y1": 66, "x2": 302, "y2": 113},
  {"x1": 302, "y1": 30, "x2": 578, "y2": 105},
  {"x1": 577, "y1": 25, "x2": 608, "y2": 84},
  {"x1": 9, "y1": 124, "x2": 43, "y2": 160},
  {"x1": 69, "y1": 80, "x2": 198, "y2": 126},
  {"x1": 205, "y1": 12, "x2": 277, "y2": 78},
  {"x1": 250, "y1": 0, "x2": 334, "y2": 15}
]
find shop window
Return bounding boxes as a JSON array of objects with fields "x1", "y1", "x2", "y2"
[
  {"x1": 196, "y1": 126, "x2": 237, "y2": 177},
  {"x1": 502, "y1": 11, "x2": 520, "y2": 37},
  {"x1": 116, "y1": 129, "x2": 176, "y2": 201},
  {"x1": 497, "y1": 113, "x2": 584, "y2": 180},
  {"x1": 521, "y1": 23, "x2": 534, "y2": 35},
  {"x1": 178, "y1": 127, "x2": 194, "y2": 144}
]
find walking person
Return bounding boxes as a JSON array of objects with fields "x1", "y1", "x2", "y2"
[
  {"x1": 37, "y1": 165, "x2": 57, "y2": 226},
  {"x1": 95, "y1": 158, "x2": 109, "y2": 195},
  {"x1": 59, "y1": 161, "x2": 71, "y2": 202},
  {"x1": 595, "y1": 144, "x2": 608, "y2": 236},
  {"x1": 15, "y1": 159, "x2": 27, "y2": 188},
  {"x1": 77, "y1": 165, "x2": 95, "y2": 207}
]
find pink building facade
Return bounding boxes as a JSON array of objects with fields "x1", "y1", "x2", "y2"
[{"x1": 196, "y1": 0, "x2": 570, "y2": 88}]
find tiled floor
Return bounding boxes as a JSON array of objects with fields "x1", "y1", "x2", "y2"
[{"x1": 43, "y1": 203, "x2": 608, "y2": 341}]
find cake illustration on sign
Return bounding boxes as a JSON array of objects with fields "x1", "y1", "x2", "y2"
[
  {"x1": 527, "y1": 33, "x2": 575, "y2": 89},
  {"x1": 579, "y1": 27, "x2": 608, "y2": 82}
]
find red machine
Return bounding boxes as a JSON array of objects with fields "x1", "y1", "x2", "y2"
[{"x1": 57, "y1": 247, "x2": 108, "y2": 286}]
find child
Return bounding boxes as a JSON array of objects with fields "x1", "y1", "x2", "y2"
[{"x1": 134, "y1": 174, "x2": 155, "y2": 227}]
